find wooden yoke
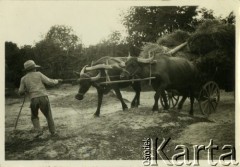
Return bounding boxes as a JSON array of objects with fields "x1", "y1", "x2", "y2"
[
  {"x1": 149, "y1": 52, "x2": 152, "y2": 86},
  {"x1": 105, "y1": 60, "x2": 111, "y2": 82}
]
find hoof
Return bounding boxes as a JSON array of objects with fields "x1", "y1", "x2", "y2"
[
  {"x1": 164, "y1": 106, "x2": 170, "y2": 110},
  {"x1": 152, "y1": 108, "x2": 159, "y2": 112},
  {"x1": 189, "y1": 112, "x2": 193, "y2": 116},
  {"x1": 162, "y1": 109, "x2": 169, "y2": 112},
  {"x1": 93, "y1": 113, "x2": 100, "y2": 117},
  {"x1": 131, "y1": 105, "x2": 138, "y2": 108},
  {"x1": 123, "y1": 107, "x2": 128, "y2": 111},
  {"x1": 152, "y1": 106, "x2": 159, "y2": 112},
  {"x1": 131, "y1": 101, "x2": 139, "y2": 108}
]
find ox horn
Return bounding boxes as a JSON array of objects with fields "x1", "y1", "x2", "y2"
[
  {"x1": 80, "y1": 65, "x2": 88, "y2": 77},
  {"x1": 167, "y1": 42, "x2": 187, "y2": 55},
  {"x1": 111, "y1": 57, "x2": 126, "y2": 67},
  {"x1": 137, "y1": 56, "x2": 154, "y2": 63},
  {"x1": 85, "y1": 64, "x2": 112, "y2": 71},
  {"x1": 127, "y1": 52, "x2": 132, "y2": 61},
  {"x1": 90, "y1": 72, "x2": 101, "y2": 81},
  {"x1": 128, "y1": 52, "x2": 131, "y2": 57},
  {"x1": 119, "y1": 62, "x2": 125, "y2": 67}
]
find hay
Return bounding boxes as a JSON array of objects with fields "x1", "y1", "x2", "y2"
[
  {"x1": 157, "y1": 30, "x2": 190, "y2": 48},
  {"x1": 174, "y1": 51, "x2": 197, "y2": 61},
  {"x1": 193, "y1": 49, "x2": 235, "y2": 91},
  {"x1": 187, "y1": 20, "x2": 235, "y2": 91},
  {"x1": 139, "y1": 43, "x2": 170, "y2": 58},
  {"x1": 188, "y1": 20, "x2": 235, "y2": 54},
  {"x1": 137, "y1": 20, "x2": 235, "y2": 91}
]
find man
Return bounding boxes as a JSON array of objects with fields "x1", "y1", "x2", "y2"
[{"x1": 18, "y1": 60, "x2": 62, "y2": 138}]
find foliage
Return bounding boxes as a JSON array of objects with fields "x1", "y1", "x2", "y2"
[
  {"x1": 5, "y1": 9, "x2": 236, "y2": 92},
  {"x1": 138, "y1": 18, "x2": 235, "y2": 91},
  {"x1": 121, "y1": 6, "x2": 199, "y2": 54},
  {"x1": 34, "y1": 25, "x2": 83, "y2": 79},
  {"x1": 82, "y1": 31, "x2": 129, "y2": 64},
  {"x1": 5, "y1": 42, "x2": 21, "y2": 88},
  {"x1": 45, "y1": 25, "x2": 79, "y2": 53},
  {"x1": 222, "y1": 11, "x2": 235, "y2": 24}
]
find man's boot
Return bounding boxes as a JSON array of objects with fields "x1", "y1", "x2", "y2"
[{"x1": 32, "y1": 118, "x2": 43, "y2": 138}]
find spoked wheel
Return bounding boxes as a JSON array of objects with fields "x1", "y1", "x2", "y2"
[
  {"x1": 198, "y1": 81, "x2": 220, "y2": 117},
  {"x1": 160, "y1": 90, "x2": 180, "y2": 109}
]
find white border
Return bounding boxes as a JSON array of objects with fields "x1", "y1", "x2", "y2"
[{"x1": 1, "y1": 0, "x2": 239, "y2": 167}]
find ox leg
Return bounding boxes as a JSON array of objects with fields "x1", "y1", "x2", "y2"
[
  {"x1": 177, "y1": 96, "x2": 187, "y2": 112},
  {"x1": 189, "y1": 91, "x2": 195, "y2": 116},
  {"x1": 152, "y1": 91, "x2": 161, "y2": 112},
  {"x1": 113, "y1": 88, "x2": 128, "y2": 111},
  {"x1": 131, "y1": 82, "x2": 141, "y2": 108},
  {"x1": 94, "y1": 89, "x2": 103, "y2": 117},
  {"x1": 160, "y1": 90, "x2": 169, "y2": 110}
]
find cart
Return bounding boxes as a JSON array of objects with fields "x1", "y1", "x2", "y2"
[{"x1": 160, "y1": 80, "x2": 220, "y2": 117}]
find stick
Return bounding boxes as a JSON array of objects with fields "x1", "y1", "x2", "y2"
[
  {"x1": 62, "y1": 79, "x2": 78, "y2": 82},
  {"x1": 99, "y1": 77, "x2": 156, "y2": 85},
  {"x1": 14, "y1": 95, "x2": 26, "y2": 130}
]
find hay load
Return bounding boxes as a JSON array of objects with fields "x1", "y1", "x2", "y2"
[
  {"x1": 139, "y1": 19, "x2": 235, "y2": 91},
  {"x1": 140, "y1": 30, "x2": 191, "y2": 58},
  {"x1": 157, "y1": 30, "x2": 191, "y2": 48},
  {"x1": 188, "y1": 20, "x2": 235, "y2": 55},
  {"x1": 188, "y1": 20, "x2": 235, "y2": 91},
  {"x1": 139, "y1": 43, "x2": 170, "y2": 58}
]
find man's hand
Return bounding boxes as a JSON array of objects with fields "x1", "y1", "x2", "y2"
[
  {"x1": 57, "y1": 79, "x2": 63, "y2": 83},
  {"x1": 16, "y1": 89, "x2": 26, "y2": 96}
]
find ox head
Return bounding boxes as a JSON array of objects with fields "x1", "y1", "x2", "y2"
[
  {"x1": 75, "y1": 65, "x2": 101, "y2": 100},
  {"x1": 120, "y1": 55, "x2": 154, "y2": 79}
]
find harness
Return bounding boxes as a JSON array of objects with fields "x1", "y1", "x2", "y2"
[{"x1": 125, "y1": 60, "x2": 154, "y2": 85}]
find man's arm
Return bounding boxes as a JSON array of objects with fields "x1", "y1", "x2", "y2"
[
  {"x1": 18, "y1": 78, "x2": 26, "y2": 95},
  {"x1": 40, "y1": 72, "x2": 60, "y2": 86}
]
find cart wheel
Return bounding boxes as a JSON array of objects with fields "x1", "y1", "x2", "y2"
[
  {"x1": 198, "y1": 81, "x2": 220, "y2": 116},
  {"x1": 160, "y1": 90, "x2": 180, "y2": 109}
]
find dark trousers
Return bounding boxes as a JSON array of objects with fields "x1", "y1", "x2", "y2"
[{"x1": 30, "y1": 96, "x2": 55, "y2": 134}]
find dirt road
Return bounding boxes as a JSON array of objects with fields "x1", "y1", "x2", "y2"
[{"x1": 5, "y1": 84, "x2": 235, "y2": 160}]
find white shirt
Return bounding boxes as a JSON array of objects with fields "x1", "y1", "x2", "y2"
[{"x1": 19, "y1": 71, "x2": 58, "y2": 99}]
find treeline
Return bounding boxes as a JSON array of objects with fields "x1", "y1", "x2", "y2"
[
  {"x1": 5, "y1": 26, "x2": 129, "y2": 88},
  {"x1": 5, "y1": 6, "x2": 235, "y2": 89}
]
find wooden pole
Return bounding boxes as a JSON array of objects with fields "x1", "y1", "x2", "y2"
[
  {"x1": 14, "y1": 95, "x2": 26, "y2": 130},
  {"x1": 99, "y1": 77, "x2": 156, "y2": 85},
  {"x1": 149, "y1": 52, "x2": 152, "y2": 86},
  {"x1": 105, "y1": 60, "x2": 111, "y2": 82}
]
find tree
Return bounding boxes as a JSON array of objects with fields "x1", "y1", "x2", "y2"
[
  {"x1": 121, "y1": 6, "x2": 199, "y2": 54},
  {"x1": 5, "y1": 42, "x2": 21, "y2": 87},
  {"x1": 45, "y1": 25, "x2": 80, "y2": 55},
  {"x1": 82, "y1": 30, "x2": 129, "y2": 64},
  {"x1": 222, "y1": 11, "x2": 235, "y2": 24},
  {"x1": 34, "y1": 25, "x2": 83, "y2": 78}
]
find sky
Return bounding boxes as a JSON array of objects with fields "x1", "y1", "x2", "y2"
[{"x1": 0, "y1": 0, "x2": 238, "y2": 47}]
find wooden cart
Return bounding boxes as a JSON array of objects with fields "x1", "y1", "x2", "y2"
[{"x1": 160, "y1": 81, "x2": 220, "y2": 117}]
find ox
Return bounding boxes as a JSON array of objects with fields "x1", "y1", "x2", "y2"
[
  {"x1": 121, "y1": 55, "x2": 198, "y2": 115},
  {"x1": 75, "y1": 56, "x2": 141, "y2": 117}
]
